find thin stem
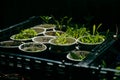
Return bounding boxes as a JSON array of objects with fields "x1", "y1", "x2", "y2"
[{"x1": 116, "y1": 24, "x2": 118, "y2": 36}]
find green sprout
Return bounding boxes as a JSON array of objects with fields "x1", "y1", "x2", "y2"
[
  {"x1": 40, "y1": 16, "x2": 52, "y2": 24},
  {"x1": 101, "y1": 60, "x2": 107, "y2": 68},
  {"x1": 92, "y1": 23, "x2": 102, "y2": 35},
  {"x1": 55, "y1": 32, "x2": 68, "y2": 44},
  {"x1": 52, "y1": 16, "x2": 72, "y2": 30}
]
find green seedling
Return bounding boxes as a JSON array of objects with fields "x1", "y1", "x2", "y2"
[
  {"x1": 66, "y1": 24, "x2": 90, "y2": 38},
  {"x1": 40, "y1": 16, "x2": 52, "y2": 24},
  {"x1": 101, "y1": 60, "x2": 107, "y2": 68},
  {"x1": 14, "y1": 29, "x2": 37, "y2": 39},
  {"x1": 55, "y1": 32, "x2": 68, "y2": 44},
  {"x1": 70, "y1": 52, "x2": 86, "y2": 61},
  {"x1": 52, "y1": 16, "x2": 72, "y2": 30},
  {"x1": 79, "y1": 23, "x2": 107, "y2": 44}
]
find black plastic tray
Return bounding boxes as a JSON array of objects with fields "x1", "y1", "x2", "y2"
[
  {"x1": 0, "y1": 16, "x2": 118, "y2": 80},
  {"x1": 0, "y1": 16, "x2": 100, "y2": 65}
]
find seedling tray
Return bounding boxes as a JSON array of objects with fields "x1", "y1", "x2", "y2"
[{"x1": 0, "y1": 16, "x2": 117, "y2": 80}]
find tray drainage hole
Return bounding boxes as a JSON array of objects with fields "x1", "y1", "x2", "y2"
[
  {"x1": 9, "y1": 62, "x2": 14, "y2": 66},
  {"x1": 9, "y1": 56, "x2": 14, "y2": 59},
  {"x1": 0, "y1": 55, "x2": 6, "y2": 58},
  {"x1": 58, "y1": 64, "x2": 65, "y2": 68},
  {"x1": 25, "y1": 66, "x2": 30, "y2": 70},
  {"x1": 35, "y1": 60, "x2": 41, "y2": 63},
  {"x1": 47, "y1": 62, "x2": 53, "y2": 66},
  {"x1": 25, "y1": 59, "x2": 30, "y2": 61},
  {"x1": 17, "y1": 57, "x2": 22, "y2": 60},
  {"x1": 17, "y1": 64, "x2": 22, "y2": 68}
]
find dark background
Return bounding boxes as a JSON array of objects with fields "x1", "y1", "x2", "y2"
[{"x1": 1, "y1": 0, "x2": 120, "y2": 31}]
